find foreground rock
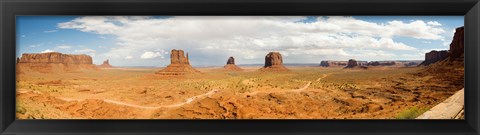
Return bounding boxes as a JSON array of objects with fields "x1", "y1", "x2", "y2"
[
  {"x1": 156, "y1": 49, "x2": 199, "y2": 75},
  {"x1": 259, "y1": 52, "x2": 289, "y2": 71},
  {"x1": 16, "y1": 52, "x2": 96, "y2": 73},
  {"x1": 98, "y1": 59, "x2": 114, "y2": 68},
  {"x1": 223, "y1": 56, "x2": 242, "y2": 71}
]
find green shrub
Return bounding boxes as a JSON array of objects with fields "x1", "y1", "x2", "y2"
[{"x1": 395, "y1": 106, "x2": 429, "y2": 119}]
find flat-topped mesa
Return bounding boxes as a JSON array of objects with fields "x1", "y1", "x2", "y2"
[
  {"x1": 259, "y1": 52, "x2": 289, "y2": 71},
  {"x1": 156, "y1": 49, "x2": 199, "y2": 75},
  {"x1": 367, "y1": 61, "x2": 396, "y2": 66},
  {"x1": 419, "y1": 50, "x2": 448, "y2": 66},
  {"x1": 18, "y1": 52, "x2": 93, "y2": 64},
  {"x1": 16, "y1": 52, "x2": 96, "y2": 73},
  {"x1": 98, "y1": 59, "x2": 114, "y2": 68},
  {"x1": 320, "y1": 61, "x2": 348, "y2": 67},
  {"x1": 224, "y1": 56, "x2": 242, "y2": 71}
]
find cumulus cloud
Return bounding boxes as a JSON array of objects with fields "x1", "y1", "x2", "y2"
[
  {"x1": 58, "y1": 16, "x2": 449, "y2": 66},
  {"x1": 140, "y1": 50, "x2": 167, "y2": 59},
  {"x1": 41, "y1": 49, "x2": 55, "y2": 53},
  {"x1": 74, "y1": 48, "x2": 96, "y2": 57}
]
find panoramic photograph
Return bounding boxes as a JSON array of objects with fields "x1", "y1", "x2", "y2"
[{"x1": 15, "y1": 16, "x2": 464, "y2": 119}]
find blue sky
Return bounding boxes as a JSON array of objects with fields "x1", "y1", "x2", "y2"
[{"x1": 16, "y1": 16, "x2": 463, "y2": 67}]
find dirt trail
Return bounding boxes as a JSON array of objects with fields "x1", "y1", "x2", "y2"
[
  {"x1": 18, "y1": 89, "x2": 220, "y2": 110},
  {"x1": 245, "y1": 74, "x2": 328, "y2": 95}
]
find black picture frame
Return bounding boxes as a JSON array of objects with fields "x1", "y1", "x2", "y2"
[{"x1": 1, "y1": 0, "x2": 479, "y2": 135}]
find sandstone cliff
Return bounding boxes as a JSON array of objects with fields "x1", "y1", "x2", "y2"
[
  {"x1": 16, "y1": 52, "x2": 96, "y2": 73},
  {"x1": 419, "y1": 50, "x2": 448, "y2": 66},
  {"x1": 259, "y1": 52, "x2": 289, "y2": 71},
  {"x1": 156, "y1": 49, "x2": 199, "y2": 75}
]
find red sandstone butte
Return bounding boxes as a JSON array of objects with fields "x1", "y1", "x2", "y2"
[{"x1": 155, "y1": 49, "x2": 199, "y2": 75}]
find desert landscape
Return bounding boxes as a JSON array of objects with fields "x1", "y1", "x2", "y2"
[
  {"x1": 15, "y1": 26, "x2": 465, "y2": 119},
  {"x1": 15, "y1": 15, "x2": 465, "y2": 119}
]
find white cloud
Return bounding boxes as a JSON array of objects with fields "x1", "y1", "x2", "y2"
[
  {"x1": 57, "y1": 16, "x2": 452, "y2": 66},
  {"x1": 74, "y1": 48, "x2": 96, "y2": 57},
  {"x1": 140, "y1": 51, "x2": 166, "y2": 59},
  {"x1": 427, "y1": 21, "x2": 442, "y2": 26},
  {"x1": 56, "y1": 45, "x2": 72, "y2": 49},
  {"x1": 44, "y1": 30, "x2": 58, "y2": 33},
  {"x1": 41, "y1": 49, "x2": 55, "y2": 53}
]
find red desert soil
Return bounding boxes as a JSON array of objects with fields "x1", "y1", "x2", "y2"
[{"x1": 16, "y1": 65, "x2": 463, "y2": 119}]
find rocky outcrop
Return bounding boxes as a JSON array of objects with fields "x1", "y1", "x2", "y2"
[
  {"x1": 98, "y1": 59, "x2": 113, "y2": 68},
  {"x1": 226, "y1": 57, "x2": 235, "y2": 64},
  {"x1": 224, "y1": 57, "x2": 242, "y2": 71},
  {"x1": 16, "y1": 52, "x2": 96, "y2": 73},
  {"x1": 419, "y1": 50, "x2": 448, "y2": 66},
  {"x1": 344, "y1": 59, "x2": 367, "y2": 69},
  {"x1": 367, "y1": 61, "x2": 396, "y2": 66},
  {"x1": 345, "y1": 59, "x2": 358, "y2": 68},
  {"x1": 320, "y1": 61, "x2": 348, "y2": 67},
  {"x1": 449, "y1": 27, "x2": 464, "y2": 61},
  {"x1": 156, "y1": 49, "x2": 199, "y2": 75},
  {"x1": 420, "y1": 26, "x2": 464, "y2": 66},
  {"x1": 259, "y1": 52, "x2": 289, "y2": 71}
]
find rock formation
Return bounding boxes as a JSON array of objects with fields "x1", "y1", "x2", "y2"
[
  {"x1": 16, "y1": 52, "x2": 96, "y2": 73},
  {"x1": 156, "y1": 49, "x2": 199, "y2": 75},
  {"x1": 223, "y1": 56, "x2": 242, "y2": 71},
  {"x1": 345, "y1": 59, "x2": 358, "y2": 68},
  {"x1": 320, "y1": 61, "x2": 348, "y2": 67},
  {"x1": 344, "y1": 59, "x2": 367, "y2": 69},
  {"x1": 18, "y1": 52, "x2": 93, "y2": 64},
  {"x1": 420, "y1": 26, "x2": 464, "y2": 67},
  {"x1": 419, "y1": 50, "x2": 448, "y2": 66},
  {"x1": 367, "y1": 61, "x2": 396, "y2": 66},
  {"x1": 98, "y1": 59, "x2": 114, "y2": 68},
  {"x1": 449, "y1": 27, "x2": 464, "y2": 61},
  {"x1": 259, "y1": 52, "x2": 289, "y2": 71}
]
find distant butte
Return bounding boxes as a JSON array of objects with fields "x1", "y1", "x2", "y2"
[
  {"x1": 98, "y1": 59, "x2": 114, "y2": 68},
  {"x1": 223, "y1": 56, "x2": 243, "y2": 71},
  {"x1": 259, "y1": 52, "x2": 289, "y2": 72},
  {"x1": 155, "y1": 49, "x2": 199, "y2": 75}
]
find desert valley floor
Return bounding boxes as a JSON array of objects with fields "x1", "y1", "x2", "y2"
[{"x1": 16, "y1": 66, "x2": 464, "y2": 119}]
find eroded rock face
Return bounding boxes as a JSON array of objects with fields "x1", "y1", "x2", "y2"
[
  {"x1": 224, "y1": 56, "x2": 242, "y2": 71},
  {"x1": 18, "y1": 52, "x2": 93, "y2": 64},
  {"x1": 320, "y1": 61, "x2": 348, "y2": 67},
  {"x1": 260, "y1": 52, "x2": 288, "y2": 71},
  {"x1": 16, "y1": 52, "x2": 96, "y2": 73},
  {"x1": 156, "y1": 49, "x2": 199, "y2": 75},
  {"x1": 227, "y1": 57, "x2": 235, "y2": 64},
  {"x1": 420, "y1": 50, "x2": 448, "y2": 66},
  {"x1": 170, "y1": 49, "x2": 190, "y2": 65},
  {"x1": 449, "y1": 27, "x2": 464, "y2": 61},
  {"x1": 99, "y1": 59, "x2": 113, "y2": 68}
]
